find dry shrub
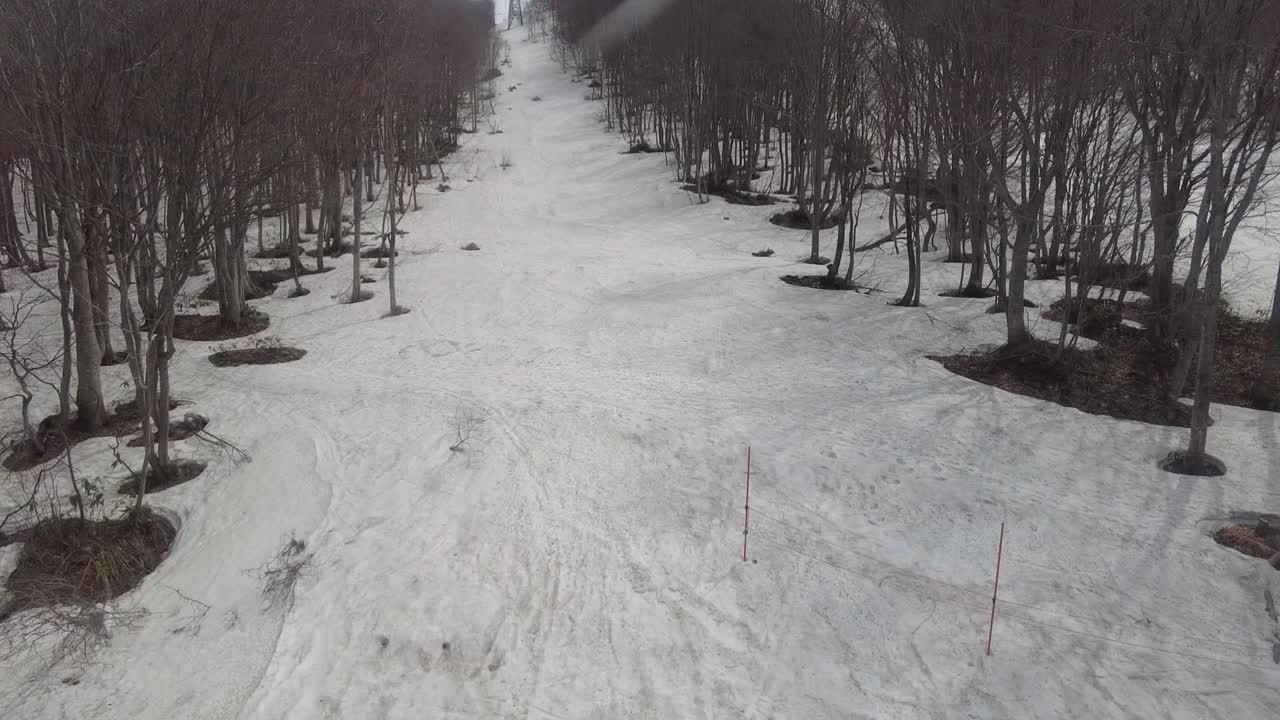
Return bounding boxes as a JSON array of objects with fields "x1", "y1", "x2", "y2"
[
  {"x1": 257, "y1": 537, "x2": 312, "y2": 610},
  {"x1": 1, "y1": 509, "x2": 175, "y2": 621}
]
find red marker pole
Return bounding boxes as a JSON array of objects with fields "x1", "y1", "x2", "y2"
[
  {"x1": 78, "y1": 559, "x2": 94, "y2": 595},
  {"x1": 986, "y1": 522, "x2": 1005, "y2": 656},
  {"x1": 742, "y1": 447, "x2": 751, "y2": 562}
]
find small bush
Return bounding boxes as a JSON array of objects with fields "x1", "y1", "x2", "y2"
[{"x1": 257, "y1": 537, "x2": 312, "y2": 610}]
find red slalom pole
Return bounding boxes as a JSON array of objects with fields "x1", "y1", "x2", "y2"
[
  {"x1": 742, "y1": 446, "x2": 752, "y2": 562},
  {"x1": 77, "y1": 559, "x2": 94, "y2": 595},
  {"x1": 986, "y1": 522, "x2": 1005, "y2": 656}
]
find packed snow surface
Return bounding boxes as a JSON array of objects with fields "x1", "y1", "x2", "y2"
[{"x1": 3, "y1": 30, "x2": 1280, "y2": 720}]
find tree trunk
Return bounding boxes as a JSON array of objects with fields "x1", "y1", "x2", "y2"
[
  {"x1": 63, "y1": 208, "x2": 106, "y2": 430},
  {"x1": 1185, "y1": 267, "x2": 1222, "y2": 467},
  {"x1": 55, "y1": 222, "x2": 73, "y2": 423},
  {"x1": 350, "y1": 157, "x2": 363, "y2": 303},
  {"x1": 964, "y1": 215, "x2": 986, "y2": 295},
  {"x1": 87, "y1": 219, "x2": 116, "y2": 363},
  {"x1": 828, "y1": 219, "x2": 846, "y2": 286},
  {"x1": 1004, "y1": 213, "x2": 1035, "y2": 349}
]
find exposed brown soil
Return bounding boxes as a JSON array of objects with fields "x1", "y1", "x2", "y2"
[
  {"x1": 117, "y1": 460, "x2": 206, "y2": 496},
  {"x1": 1042, "y1": 297, "x2": 1127, "y2": 340},
  {"x1": 361, "y1": 245, "x2": 399, "y2": 258},
  {"x1": 1214, "y1": 310, "x2": 1275, "y2": 412},
  {"x1": 0, "y1": 509, "x2": 176, "y2": 620},
  {"x1": 680, "y1": 184, "x2": 775, "y2": 206},
  {"x1": 1212, "y1": 516, "x2": 1280, "y2": 560},
  {"x1": 769, "y1": 208, "x2": 844, "y2": 230},
  {"x1": 932, "y1": 340, "x2": 1192, "y2": 427},
  {"x1": 125, "y1": 414, "x2": 207, "y2": 447},
  {"x1": 938, "y1": 287, "x2": 998, "y2": 299},
  {"x1": 197, "y1": 266, "x2": 333, "y2": 302},
  {"x1": 780, "y1": 274, "x2": 858, "y2": 291},
  {"x1": 100, "y1": 350, "x2": 130, "y2": 367},
  {"x1": 307, "y1": 241, "x2": 354, "y2": 258},
  {"x1": 3, "y1": 409, "x2": 147, "y2": 472},
  {"x1": 209, "y1": 347, "x2": 306, "y2": 367},
  {"x1": 624, "y1": 141, "x2": 669, "y2": 154},
  {"x1": 1160, "y1": 450, "x2": 1227, "y2": 476},
  {"x1": 253, "y1": 244, "x2": 296, "y2": 260},
  {"x1": 1076, "y1": 261, "x2": 1152, "y2": 292},
  {"x1": 1042, "y1": 295, "x2": 1274, "y2": 412},
  {"x1": 172, "y1": 312, "x2": 269, "y2": 341}
]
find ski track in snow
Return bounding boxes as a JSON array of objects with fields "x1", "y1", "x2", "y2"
[{"x1": 4, "y1": 30, "x2": 1280, "y2": 720}]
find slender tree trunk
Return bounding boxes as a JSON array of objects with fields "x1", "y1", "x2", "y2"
[
  {"x1": 1004, "y1": 214, "x2": 1035, "y2": 349},
  {"x1": 965, "y1": 215, "x2": 986, "y2": 295},
  {"x1": 87, "y1": 220, "x2": 116, "y2": 363},
  {"x1": 828, "y1": 219, "x2": 846, "y2": 286},
  {"x1": 350, "y1": 157, "x2": 363, "y2": 303},
  {"x1": 63, "y1": 207, "x2": 106, "y2": 430},
  {"x1": 1185, "y1": 260, "x2": 1222, "y2": 467},
  {"x1": 55, "y1": 222, "x2": 73, "y2": 423}
]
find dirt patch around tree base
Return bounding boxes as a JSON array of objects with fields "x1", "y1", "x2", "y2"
[
  {"x1": 126, "y1": 413, "x2": 208, "y2": 447},
  {"x1": 361, "y1": 245, "x2": 400, "y2": 259},
  {"x1": 117, "y1": 460, "x2": 207, "y2": 496},
  {"x1": 932, "y1": 340, "x2": 1193, "y2": 427},
  {"x1": 1042, "y1": 296, "x2": 1127, "y2": 340},
  {"x1": 1074, "y1": 261, "x2": 1151, "y2": 292},
  {"x1": 1159, "y1": 450, "x2": 1227, "y2": 477},
  {"x1": 781, "y1": 274, "x2": 859, "y2": 291},
  {"x1": 939, "y1": 287, "x2": 998, "y2": 299},
  {"x1": 1211, "y1": 514, "x2": 1280, "y2": 559},
  {"x1": 680, "y1": 184, "x2": 776, "y2": 206},
  {"x1": 198, "y1": 266, "x2": 333, "y2": 302},
  {"x1": 769, "y1": 208, "x2": 843, "y2": 230},
  {"x1": 1041, "y1": 294, "x2": 1275, "y2": 412},
  {"x1": 306, "y1": 241, "x2": 354, "y2": 259},
  {"x1": 2, "y1": 409, "x2": 149, "y2": 472},
  {"x1": 209, "y1": 347, "x2": 306, "y2": 367},
  {"x1": 0, "y1": 509, "x2": 176, "y2": 621},
  {"x1": 172, "y1": 312, "x2": 269, "y2": 341},
  {"x1": 624, "y1": 141, "x2": 670, "y2": 154},
  {"x1": 253, "y1": 244, "x2": 296, "y2": 260},
  {"x1": 985, "y1": 300, "x2": 1038, "y2": 313}
]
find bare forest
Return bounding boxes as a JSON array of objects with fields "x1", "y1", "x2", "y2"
[
  {"x1": 542, "y1": 0, "x2": 1280, "y2": 476},
  {"x1": 1, "y1": 1, "x2": 1280, "y2": 716},
  {"x1": 0, "y1": 0, "x2": 493, "y2": 645}
]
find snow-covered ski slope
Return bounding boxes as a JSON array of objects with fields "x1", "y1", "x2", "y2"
[{"x1": 4, "y1": 30, "x2": 1280, "y2": 720}]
